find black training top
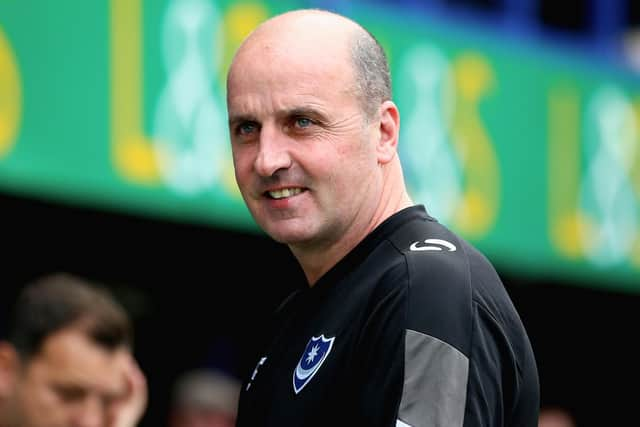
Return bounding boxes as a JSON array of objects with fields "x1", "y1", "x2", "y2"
[{"x1": 236, "y1": 205, "x2": 540, "y2": 427}]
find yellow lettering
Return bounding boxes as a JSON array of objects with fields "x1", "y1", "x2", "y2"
[
  {"x1": 109, "y1": 0, "x2": 269, "y2": 187},
  {"x1": 450, "y1": 52, "x2": 499, "y2": 237},
  {"x1": 110, "y1": 0, "x2": 160, "y2": 183},
  {"x1": 547, "y1": 84, "x2": 585, "y2": 258},
  {"x1": 0, "y1": 27, "x2": 21, "y2": 157}
]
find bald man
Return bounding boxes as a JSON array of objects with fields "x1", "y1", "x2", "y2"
[{"x1": 227, "y1": 8, "x2": 539, "y2": 427}]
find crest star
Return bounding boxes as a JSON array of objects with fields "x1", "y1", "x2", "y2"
[{"x1": 306, "y1": 344, "x2": 320, "y2": 363}]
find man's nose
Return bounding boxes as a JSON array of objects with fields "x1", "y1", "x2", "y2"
[{"x1": 254, "y1": 124, "x2": 292, "y2": 177}]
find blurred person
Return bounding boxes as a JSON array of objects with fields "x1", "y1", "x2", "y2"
[
  {"x1": 538, "y1": 406, "x2": 576, "y2": 427},
  {"x1": 0, "y1": 272, "x2": 147, "y2": 427},
  {"x1": 168, "y1": 368, "x2": 240, "y2": 427},
  {"x1": 226, "y1": 7, "x2": 539, "y2": 427}
]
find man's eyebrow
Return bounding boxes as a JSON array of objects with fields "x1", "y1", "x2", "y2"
[
  {"x1": 283, "y1": 107, "x2": 322, "y2": 117},
  {"x1": 278, "y1": 106, "x2": 329, "y2": 123},
  {"x1": 228, "y1": 114, "x2": 258, "y2": 128}
]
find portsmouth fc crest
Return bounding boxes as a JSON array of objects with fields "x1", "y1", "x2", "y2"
[{"x1": 293, "y1": 334, "x2": 335, "y2": 394}]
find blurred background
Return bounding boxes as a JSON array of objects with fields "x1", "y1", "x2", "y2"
[{"x1": 1, "y1": 0, "x2": 639, "y2": 425}]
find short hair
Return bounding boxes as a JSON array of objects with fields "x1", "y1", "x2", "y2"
[
  {"x1": 8, "y1": 272, "x2": 133, "y2": 361},
  {"x1": 349, "y1": 25, "x2": 392, "y2": 120}
]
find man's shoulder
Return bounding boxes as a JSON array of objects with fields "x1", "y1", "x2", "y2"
[
  {"x1": 385, "y1": 213, "x2": 505, "y2": 354},
  {"x1": 385, "y1": 210, "x2": 500, "y2": 297},
  {"x1": 387, "y1": 212, "x2": 476, "y2": 289}
]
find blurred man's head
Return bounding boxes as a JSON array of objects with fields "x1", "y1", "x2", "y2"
[
  {"x1": 538, "y1": 407, "x2": 576, "y2": 427},
  {"x1": 169, "y1": 369, "x2": 240, "y2": 427},
  {"x1": 0, "y1": 273, "x2": 136, "y2": 427}
]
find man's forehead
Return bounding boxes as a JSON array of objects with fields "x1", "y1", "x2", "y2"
[
  {"x1": 227, "y1": 94, "x2": 332, "y2": 123},
  {"x1": 233, "y1": 34, "x2": 351, "y2": 76},
  {"x1": 28, "y1": 329, "x2": 128, "y2": 390},
  {"x1": 227, "y1": 59, "x2": 353, "y2": 112},
  {"x1": 246, "y1": 9, "x2": 358, "y2": 48},
  {"x1": 228, "y1": 11, "x2": 356, "y2": 79}
]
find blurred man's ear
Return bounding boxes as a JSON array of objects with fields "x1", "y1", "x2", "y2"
[{"x1": 0, "y1": 341, "x2": 19, "y2": 397}]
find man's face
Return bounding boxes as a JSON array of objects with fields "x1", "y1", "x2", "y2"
[
  {"x1": 4, "y1": 328, "x2": 129, "y2": 427},
  {"x1": 227, "y1": 21, "x2": 382, "y2": 250}
]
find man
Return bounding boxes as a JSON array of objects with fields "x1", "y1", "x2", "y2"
[
  {"x1": 168, "y1": 368, "x2": 240, "y2": 427},
  {"x1": 0, "y1": 272, "x2": 147, "y2": 427},
  {"x1": 226, "y1": 8, "x2": 539, "y2": 427}
]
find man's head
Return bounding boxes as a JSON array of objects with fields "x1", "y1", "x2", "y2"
[
  {"x1": 228, "y1": 9, "x2": 391, "y2": 123},
  {"x1": 227, "y1": 9, "x2": 409, "y2": 277},
  {"x1": 0, "y1": 273, "x2": 137, "y2": 427},
  {"x1": 168, "y1": 369, "x2": 240, "y2": 427}
]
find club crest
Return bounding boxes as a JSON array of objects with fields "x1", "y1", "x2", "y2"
[{"x1": 293, "y1": 334, "x2": 335, "y2": 394}]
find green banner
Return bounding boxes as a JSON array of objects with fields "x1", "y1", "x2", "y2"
[{"x1": 1, "y1": 1, "x2": 639, "y2": 290}]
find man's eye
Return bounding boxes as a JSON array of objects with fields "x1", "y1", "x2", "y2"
[
  {"x1": 238, "y1": 122, "x2": 257, "y2": 135},
  {"x1": 294, "y1": 117, "x2": 313, "y2": 128}
]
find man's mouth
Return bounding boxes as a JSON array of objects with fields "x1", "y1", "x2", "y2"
[{"x1": 266, "y1": 188, "x2": 304, "y2": 199}]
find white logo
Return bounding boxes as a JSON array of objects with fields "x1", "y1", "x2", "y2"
[
  {"x1": 409, "y1": 238, "x2": 456, "y2": 252},
  {"x1": 246, "y1": 356, "x2": 267, "y2": 391}
]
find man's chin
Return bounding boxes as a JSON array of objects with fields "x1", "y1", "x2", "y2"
[{"x1": 266, "y1": 226, "x2": 313, "y2": 246}]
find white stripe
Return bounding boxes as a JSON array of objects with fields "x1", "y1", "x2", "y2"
[{"x1": 396, "y1": 420, "x2": 412, "y2": 427}]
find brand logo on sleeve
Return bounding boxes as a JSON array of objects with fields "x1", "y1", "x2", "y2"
[
  {"x1": 293, "y1": 335, "x2": 335, "y2": 394},
  {"x1": 409, "y1": 238, "x2": 456, "y2": 252}
]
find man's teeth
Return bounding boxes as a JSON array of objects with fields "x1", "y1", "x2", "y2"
[{"x1": 269, "y1": 188, "x2": 302, "y2": 199}]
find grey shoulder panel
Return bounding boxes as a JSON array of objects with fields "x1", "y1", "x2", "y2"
[{"x1": 398, "y1": 329, "x2": 469, "y2": 427}]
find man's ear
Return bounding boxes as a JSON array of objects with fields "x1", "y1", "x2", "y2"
[
  {"x1": 376, "y1": 100, "x2": 400, "y2": 164},
  {"x1": 0, "y1": 341, "x2": 19, "y2": 397}
]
